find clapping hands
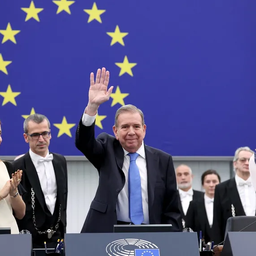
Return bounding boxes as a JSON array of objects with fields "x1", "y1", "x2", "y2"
[{"x1": 0, "y1": 170, "x2": 22, "y2": 200}]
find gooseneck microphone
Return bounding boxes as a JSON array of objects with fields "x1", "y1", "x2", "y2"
[{"x1": 213, "y1": 218, "x2": 256, "y2": 248}]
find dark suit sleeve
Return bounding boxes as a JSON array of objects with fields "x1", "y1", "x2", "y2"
[
  {"x1": 163, "y1": 156, "x2": 182, "y2": 231},
  {"x1": 3, "y1": 161, "x2": 14, "y2": 177},
  {"x1": 212, "y1": 184, "x2": 223, "y2": 244},
  {"x1": 75, "y1": 119, "x2": 105, "y2": 169}
]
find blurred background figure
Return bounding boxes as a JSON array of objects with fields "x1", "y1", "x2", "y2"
[
  {"x1": 0, "y1": 120, "x2": 25, "y2": 233},
  {"x1": 175, "y1": 164, "x2": 203, "y2": 227},
  {"x1": 212, "y1": 146, "x2": 254, "y2": 244},
  {"x1": 186, "y1": 169, "x2": 221, "y2": 243},
  {"x1": 249, "y1": 153, "x2": 256, "y2": 192}
]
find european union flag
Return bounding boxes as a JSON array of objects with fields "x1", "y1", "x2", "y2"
[
  {"x1": 135, "y1": 249, "x2": 160, "y2": 256},
  {"x1": 0, "y1": 0, "x2": 256, "y2": 157}
]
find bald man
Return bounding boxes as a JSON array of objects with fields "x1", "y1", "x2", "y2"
[{"x1": 175, "y1": 164, "x2": 203, "y2": 227}]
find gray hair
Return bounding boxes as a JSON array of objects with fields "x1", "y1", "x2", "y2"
[
  {"x1": 175, "y1": 164, "x2": 193, "y2": 175},
  {"x1": 23, "y1": 114, "x2": 51, "y2": 133},
  {"x1": 233, "y1": 146, "x2": 254, "y2": 162},
  {"x1": 114, "y1": 104, "x2": 145, "y2": 127}
]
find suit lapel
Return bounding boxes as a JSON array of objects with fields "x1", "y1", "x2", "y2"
[
  {"x1": 114, "y1": 140, "x2": 125, "y2": 172},
  {"x1": 197, "y1": 197, "x2": 212, "y2": 238},
  {"x1": 177, "y1": 193, "x2": 185, "y2": 218},
  {"x1": 145, "y1": 146, "x2": 159, "y2": 210},
  {"x1": 24, "y1": 153, "x2": 45, "y2": 210},
  {"x1": 228, "y1": 178, "x2": 245, "y2": 216},
  {"x1": 193, "y1": 190, "x2": 203, "y2": 200},
  {"x1": 52, "y1": 154, "x2": 65, "y2": 207}
]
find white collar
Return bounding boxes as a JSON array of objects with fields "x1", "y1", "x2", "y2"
[
  {"x1": 204, "y1": 194, "x2": 214, "y2": 203},
  {"x1": 179, "y1": 188, "x2": 193, "y2": 197},
  {"x1": 235, "y1": 174, "x2": 252, "y2": 186},
  {"x1": 29, "y1": 149, "x2": 51, "y2": 165},
  {"x1": 123, "y1": 141, "x2": 145, "y2": 159}
]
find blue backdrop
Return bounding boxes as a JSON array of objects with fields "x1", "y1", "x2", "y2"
[{"x1": 0, "y1": 0, "x2": 255, "y2": 156}]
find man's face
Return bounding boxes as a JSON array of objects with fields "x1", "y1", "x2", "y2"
[
  {"x1": 203, "y1": 174, "x2": 220, "y2": 197},
  {"x1": 175, "y1": 165, "x2": 193, "y2": 190},
  {"x1": 234, "y1": 150, "x2": 253, "y2": 176},
  {"x1": 23, "y1": 120, "x2": 51, "y2": 157},
  {"x1": 113, "y1": 112, "x2": 146, "y2": 153}
]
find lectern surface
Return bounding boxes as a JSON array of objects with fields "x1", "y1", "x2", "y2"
[
  {"x1": 222, "y1": 232, "x2": 256, "y2": 256},
  {"x1": 65, "y1": 232, "x2": 200, "y2": 256},
  {"x1": 0, "y1": 234, "x2": 32, "y2": 256}
]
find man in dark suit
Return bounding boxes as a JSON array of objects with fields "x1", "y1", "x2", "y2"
[
  {"x1": 186, "y1": 169, "x2": 221, "y2": 243},
  {"x1": 175, "y1": 164, "x2": 203, "y2": 227},
  {"x1": 12, "y1": 114, "x2": 68, "y2": 248},
  {"x1": 75, "y1": 67, "x2": 182, "y2": 233},
  {"x1": 212, "y1": 147, "x2": 254, "y2": 244}
]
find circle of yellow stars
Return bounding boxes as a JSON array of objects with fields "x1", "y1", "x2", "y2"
[
  {"x1": 0, "y1": 0, "x2": 137, "y2": 135},
  {"x1": 140, "y1": 250, "x2": 156, "y2": 256}
]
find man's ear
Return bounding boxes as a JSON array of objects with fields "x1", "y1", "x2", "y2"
[
  {"x1": 112, "y1": 125, "x2": 118, "y2": 139},
  {"x1": 23, "y1": 133, "x2": 29, "y2": 143}
]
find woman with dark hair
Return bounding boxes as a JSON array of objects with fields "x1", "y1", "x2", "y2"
[
  {"x1": 186, "y1": 169, "x2": 221, "y2": 243},
  {"x1": 0, "y1": 120, "x2": 25, "y2": 233}
]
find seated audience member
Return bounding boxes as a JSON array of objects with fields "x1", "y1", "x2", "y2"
[
  {"x1": 0, "y1": 120, "x2": 25, "y2": 233},
  {"x1": 75, "y1": 67, "x2": 182, "y2": 233},
  {"x1": 175, "y1": 164, "x2": 203, "y2": 227},
  {"x1": 186, "y1": 169, "x2": 221, "y2": 243},
  {"x1": 212, "y1": 146, "x2": 254, "y2": 244}
]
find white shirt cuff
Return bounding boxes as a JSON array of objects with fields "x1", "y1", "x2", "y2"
[{"x1": 82, "y1": 112, "x2": 96, "y2": 126}]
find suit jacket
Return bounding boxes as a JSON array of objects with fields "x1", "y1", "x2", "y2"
[
  {"x1": 76, "y1": 120, "x2": 182, "y2": 233},
  {"x1": 186, "y1": 196, "x2": 213, "y2": 243},
  {"x1": 212, "y1": 178, "x2": 246, "y2": 244},
  {"x1": 178, "y1": 189, "x2": 204, "y2": 225},
  {"x1": 12, "y1": 152, "x2": 68, "y2": 248}
]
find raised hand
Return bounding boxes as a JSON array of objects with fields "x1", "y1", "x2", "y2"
[
  {"x1": 86, "y1": 67, "x2": 113, "y2": 115},
  {"x1": 10, "y1": 170, "x2": 22, "y2": 196}
]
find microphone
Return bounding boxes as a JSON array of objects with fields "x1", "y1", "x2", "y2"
[
  {"x1": 237, "y1": 218, "x2": 256, "y2": 232},
  {"x1": 213, "y1": 218, "x2": 256, "y2": 248}
]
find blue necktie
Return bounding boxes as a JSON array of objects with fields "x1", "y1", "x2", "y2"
[{"x1": 128, "y1": 153, "x2": 144, "y2": 224}]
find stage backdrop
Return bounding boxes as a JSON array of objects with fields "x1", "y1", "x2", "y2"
[{"x1": 0, "y1": 0, "x2": 255, "y2": 156}]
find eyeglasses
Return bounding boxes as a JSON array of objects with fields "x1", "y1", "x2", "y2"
[
  {"x1": 237, "y1": 158, "x2": 251, "y2": 163},
  {"x1": 27, "y1": 131, "x2": 51, "y2": 140}
]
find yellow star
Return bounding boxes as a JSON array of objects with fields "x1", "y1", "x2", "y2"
[
  {"x1": 110, "y1": 86, "x2": 129, "y2": 107},
  {"x1": 21, "y1": 1, "x2": 44, "y2": 22},
  {"x1": 0, "y1": 54, "x2": 12, "y2": 75},
  {"x1": 53, "y1": 116, "x2": 76, "y2": 137},
  {"x1": 53, "y1": 0, "x2": 75, "y2": 14},
  {"x1": 84, "y1": 2, "x2": 106, "y2": 23},
  {"x1": 0, "y1": 85, "x2": 21, "y2": 106},
  {"x1": 115, "y1": 56, "x2": 137, "y2": 76},
  {"x1": 107, "y1": 26, "x2": 128, "y2": 46},
  {"x1": 22, "y1": 108, "x2": 36, "y2": 119},
  {"x1": 0, "y1": 23, "x2": 20, "y2": 44},
  {"x1": 95, "y1": 114, "x2": 106, "y2": 129}
]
